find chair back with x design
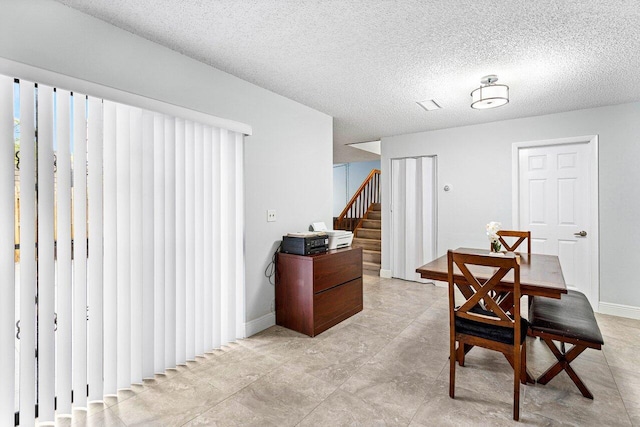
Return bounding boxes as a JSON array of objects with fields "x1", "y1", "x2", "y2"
[{"x1": 496, "y1": 230, "x2": 531, "y2": 253}]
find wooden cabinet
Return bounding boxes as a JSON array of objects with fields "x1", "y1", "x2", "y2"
[{"x1": 275, "y1": 247, "x2": 363, "y2": 337}]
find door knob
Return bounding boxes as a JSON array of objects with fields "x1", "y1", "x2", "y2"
[{"x1": 574, "y1": 230, "x2": 587, "y2": 237}]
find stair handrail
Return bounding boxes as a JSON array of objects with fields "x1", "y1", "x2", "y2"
[{"x1": 335, "y1": 169, "x2": 381, "y2": 231}]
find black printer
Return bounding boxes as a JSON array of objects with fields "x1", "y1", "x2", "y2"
[{"x1": 281, "y1": 232, "x2": 329, "y2": 255}]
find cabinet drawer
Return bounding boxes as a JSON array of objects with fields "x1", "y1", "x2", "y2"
[
  {"x1": 313, "y1": 277, "x2": 363, "y2": 335},
  {"x1": 313, "y1": 248, "x2": 362, "y2": 293}
]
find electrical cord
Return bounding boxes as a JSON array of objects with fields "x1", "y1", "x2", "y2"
[{"x1": 265, "y1": 242, "x2": 281, "y2": 285}]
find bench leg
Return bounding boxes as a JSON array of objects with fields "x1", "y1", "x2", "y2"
[{"x1": 537, "y1": 338, "x2": 593, "y2": 399}]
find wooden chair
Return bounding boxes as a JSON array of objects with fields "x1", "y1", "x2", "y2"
[
  {"x1": 448, "y1": 250, "x2": 527, "y2": 421},
  {"x1": 496, "y1": 230, "x2": 531, "y2": 253},
  {"x1": 491, "y1": 230, "x2": 531, "y2": 313}
]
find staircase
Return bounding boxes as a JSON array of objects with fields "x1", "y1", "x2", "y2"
[
  {"x1": 352, "y1": 203, "x2": 381, "y2": 273},
  {"x1": 334, "y1": 169, "x2": 381, "y2": 275}
]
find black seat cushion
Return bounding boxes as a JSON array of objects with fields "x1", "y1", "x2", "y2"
[
  {"x1": 529, "y1": 290, "x2": 604, "y2": 345},
  {"x1": 455, "y1": 306, "x2": 529, "y2": 345}
]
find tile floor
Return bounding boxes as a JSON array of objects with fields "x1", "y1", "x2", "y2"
[{"x1": 45, "y1": 274, "x2": 639, "y2": 426}]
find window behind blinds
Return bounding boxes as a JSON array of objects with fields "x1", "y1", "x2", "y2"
[{"x1": 0, "y1": 75, "x2": 245, "y2": 426}]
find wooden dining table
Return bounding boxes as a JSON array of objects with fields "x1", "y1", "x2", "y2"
[
  {"x1": 415, "y1": 247, "x2": 567, "y2": 300},
  {"x1": 416, "y1": 247, "x2": 567, "y2": 383}
]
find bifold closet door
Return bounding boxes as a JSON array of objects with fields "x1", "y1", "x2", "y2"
[{"x1": 391, "y1": 156, "x2": 436, "y2": 282}]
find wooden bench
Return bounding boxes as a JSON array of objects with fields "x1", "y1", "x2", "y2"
[{"x1": 528, "y1": 290, "x2": 604, "y2": 399}]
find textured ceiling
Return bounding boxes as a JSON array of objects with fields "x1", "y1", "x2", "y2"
[{"x1": 56, "y1": 0, "x2": 640, "y2": 163}]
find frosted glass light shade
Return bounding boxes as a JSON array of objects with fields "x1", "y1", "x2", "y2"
[{"x1": 470, "y1": 84, "x2": 509, "y2": 109}]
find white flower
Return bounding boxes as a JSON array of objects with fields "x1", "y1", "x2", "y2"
[{"x1": 486, "y1": 221, "x2": 501, "y2": 242}]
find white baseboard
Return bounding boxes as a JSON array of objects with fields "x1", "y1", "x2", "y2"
[
  {"x1": 244, "y1": 312, "x2": 276, "y2": 337},
  {"x1": 380, "y1": 269, "x2": 392, "y2": 278},
  {"x1": 432, "y1": 279, "x2": 447, "y2": 288},
  {"x1": 597, "y1": 302, "x2": 640, "y2": 320}
]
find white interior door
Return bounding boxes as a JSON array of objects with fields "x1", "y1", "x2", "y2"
[
  {"x1": 391, "y1": 156, "x2": 436, "y2": 282},
  {"x1": 517, "y1": 140, "x2": 597, "y2": 306}
]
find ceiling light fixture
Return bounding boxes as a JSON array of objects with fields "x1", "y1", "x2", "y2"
[
  {"x1": 417, "y1": 99, "x2": 442, "y2": 111},
  {"x1": 470, "y1": 75, "x2": 509, "y2": 109}
]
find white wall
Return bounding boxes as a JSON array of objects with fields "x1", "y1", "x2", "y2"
[
  {"x1": 0, "y1": 0, "x2": 333, "y2": 334},
  {"x1": 333, "y1": 164, "x2": 348, "y2": 217},
  {"x1": 347, "y1": 160, "x2": 381, "y2": 200},
  {"x1": 381, "y1": 102, "x2": 640, "y2": 312},
  {"x1": 333, "y1": 160, "x2": 380, "y2": 216}
]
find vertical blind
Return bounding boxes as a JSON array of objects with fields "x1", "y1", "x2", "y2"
[{"x1": 0, "y1": 75, "x2": 245, "y2": 425}]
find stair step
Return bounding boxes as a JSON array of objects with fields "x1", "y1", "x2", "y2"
[
  {"x1": 363, "y1": 261, "x2": 381, "y2": 272},
  {"x1": 371, "y1": 203, "x2": 381, "y2": 211},
  {"x1": 352, "y1": 237, "x2": 381, "y2": 251},
  {"x1": 356, "y1": 228, "x2": 381, "y2": 240},
  {"x1": 367, "y1": 211, "x2": 381, "y2": 220},
  {"x1": 363, "y1": 249, "x2": 381, "y2": 263},
  {"x1": 362, "y1": 219, "x2": 381, "y2": 229}
]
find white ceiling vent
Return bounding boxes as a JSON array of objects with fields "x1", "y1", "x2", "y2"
[{"x1": 417, "y1": 99, "x2": 442, "y2": 111}]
